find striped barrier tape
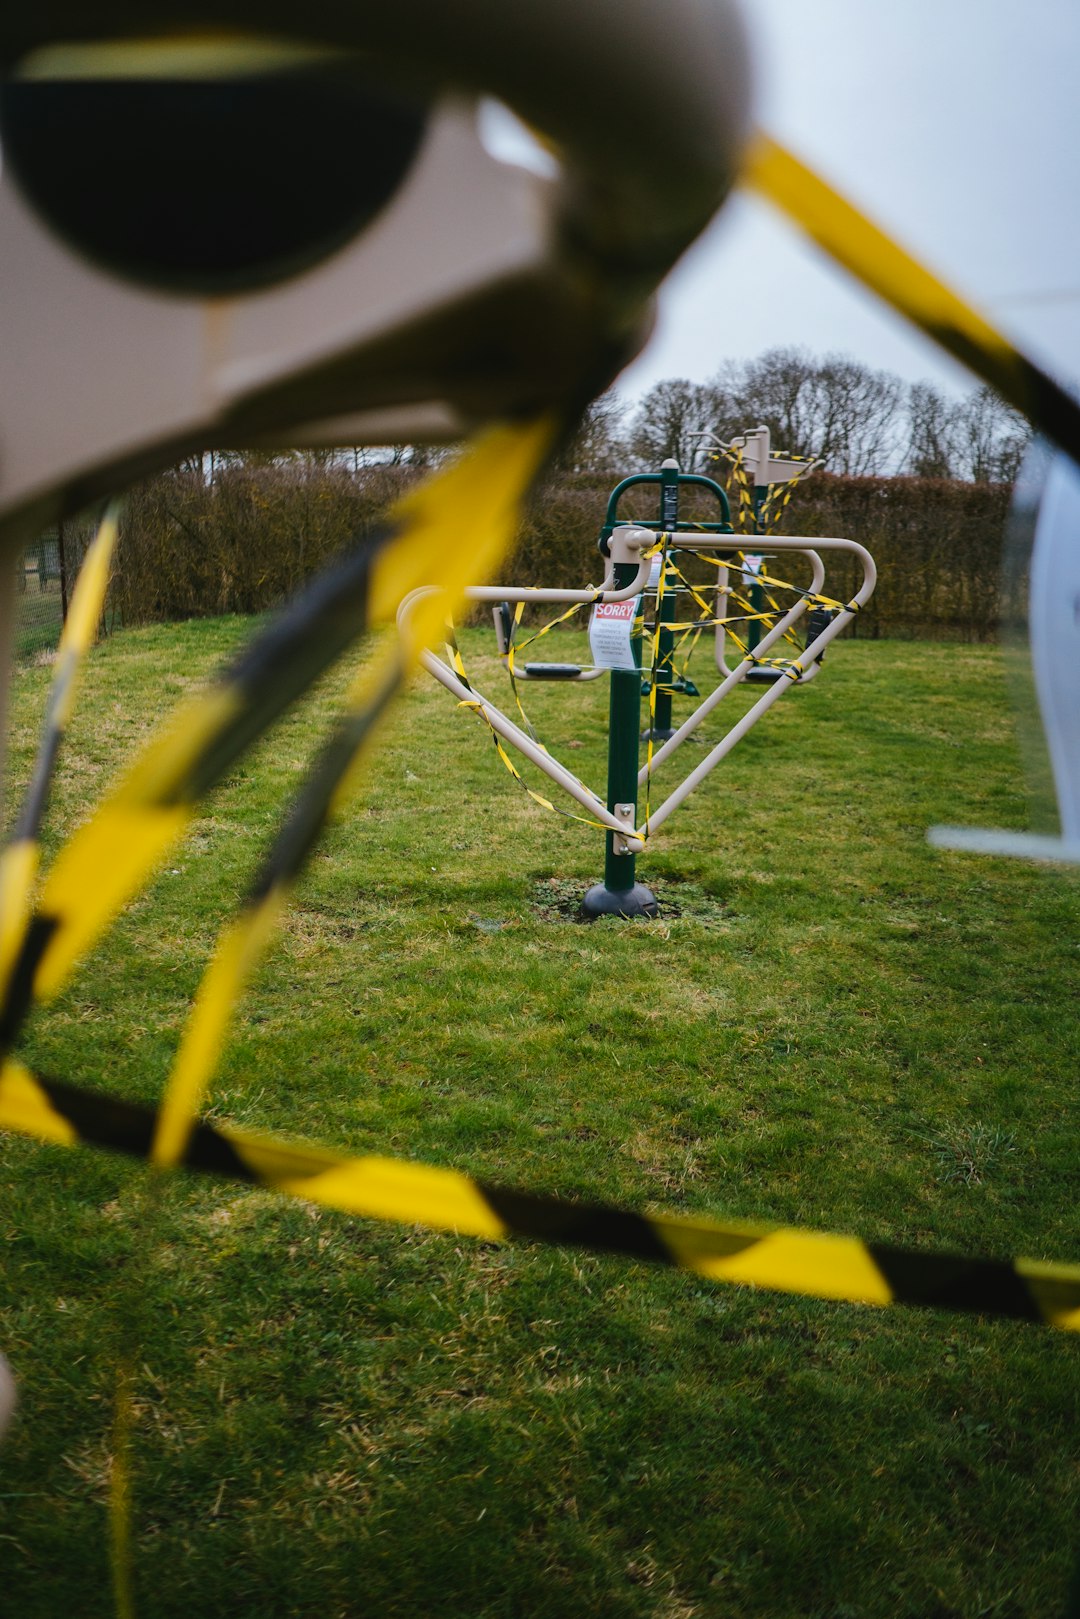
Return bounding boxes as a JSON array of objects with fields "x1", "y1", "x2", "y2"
[
  {"x1": 497, "y1": 562, "x2": 664, "y2": 734},
  {"x1": 726, "y1": 445, "x2": 759, "y2": 534},
  {"x1": 151, "y1": 418, "x2": 557, "y2": 1166},
  {"x1": 641, "y1": 534, "x2": 674, "y2": 830},
  {"x1": 759, "y1": 457, "x2": 822, "y2": 530},
  {"x1": 746, "y1": 133, "x2": 1080, "y2": 469},
  {"x1": 444, "y1": 624, "x2": 612, "y2": 835},
  {"x1": 0, "y1": 503, "x2": 119, "y2": 994},
  {"x1": 3, "y1": 1059, "x2": 1079, "y2": 1331},
  {"x1": 0, "y1": 419, "x2": 553, "y2": 1045},
  {"x1": 0, "y1": 418, "x2": 556, "y2": 1169},
  {"x1": 457, "y1": 705, "x2": 611, "y2": 834}
]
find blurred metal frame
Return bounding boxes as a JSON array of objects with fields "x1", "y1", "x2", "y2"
[{"x1": 0, "y1": 0, "x2": 752, "y2": 812}]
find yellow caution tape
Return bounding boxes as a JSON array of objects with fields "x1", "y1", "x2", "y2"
[
  {"x1": 0, "y1": 840, "x2": 40, "y2": 1006},
  {"x1": 149, "y1": 417, "x2": 556, "y2": 1166},
  {"x1": 151, "y1": 886, "x2": 288, "y2": 1168},
  {"x1": 0, "y1": 420, "x2": 555, "y2": 1058},
  {"x1": 0, "y1": 504, "x2": 120, "y2": 997},
  {"x1": 459, "y1": 701, "x2": 611, "y2": 833},
  {"x1": 760, "y1": 460, "x2": 818, "y2": 530},
  {"x1": 746, "y1": 133, "x2": 1080, "y2": 465},
  {"x1": 446, "y1": 622, "x2": 611, "y2": 835},
  {"x1": 3, "y1": 1060, "x2": 1079, "y2": 1332}
]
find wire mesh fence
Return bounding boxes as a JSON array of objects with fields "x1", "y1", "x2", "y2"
[{"x1": 15, "y1": 533, "x2": 67, "y2": 662}]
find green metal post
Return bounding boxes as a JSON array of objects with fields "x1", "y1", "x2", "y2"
[
  {"x1": 746, "y1": 483, "x2": 767, "y2": 652},
  {"x1": 582, "y1": 551, "x2": 657, "y2": 919},
  {"x1": 646, "y1": 458, "x2": 680, "y2": 740}
]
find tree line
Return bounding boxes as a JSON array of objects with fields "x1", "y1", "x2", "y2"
[
  {"x1": 99, "y1": 456, "x2": 1013, "y2": 644},
  {"x1": 50, "y1": 345, "x2": 1027, "y2": 647},
  {"x1": 160, "y1": 346, "x2": 1032, "y2": 487},
  {"x1": 559, "y1": 347, "x2": 1031, "y2": 482}
]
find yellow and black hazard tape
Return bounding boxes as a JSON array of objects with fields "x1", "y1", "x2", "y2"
[
  {"x1": 442, "y1": 523, "x2": 660, "y2": 839},
  {"x1": 0, "y1": 421, "x2": 552, "y2": 1612},
  {"x1": 461, "y1": 700, "x2": 610, "y2": 835},
  {"x1": 3, "y1": 1060, "x2": 1080, "y2": 1332},
  {"x1": 139, "y1": 421, "x2": 560, "y2": 1166},
  {"x1": 0, "y1": 418, "x2": 555, "y2": 1064},
  {"x1": 499, "y1": 566, "x2": 649, "y2": 740},
  {"x1": 759, "y1": 456, "x2": 820, "y2": 531},
  {"x1": 725, "y1": 446, "x2": 759, "y2": 534},
  {"x1": 0, "y1": 520, "x2": 394, "y2": 1049},
  {"x1": 9, "y1": 504, "x2": 119, "y2": 848},
  {"x1": 641, "y1": 536, "x2": 668, "y2": 829},
  {"x1": 747, "y1": 134, "x2": 1080, "y2": 468},
  {"x1": 689, "y1": 548, "x2": 861, "y2": 628},
  {"x1": 445, "y1": 624, "x2": 611, "y2": 836},
  {"x1": 656, "y1": 564, "x2": 714, "y2": 683},
  {"x1": 0, "y1": 503, "x2": 120, "y2": 994},
  {"x1": 152, "y1": 652, "x2": 407, "y2": 1167},
  {"x1": 721, "y1": 445, "x2": 813, "y2": 539}
]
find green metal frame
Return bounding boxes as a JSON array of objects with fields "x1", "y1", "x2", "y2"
[
  {"x1": 599, "y1": 466, "x2": 732, "y2": 737},
  {"x1": 583, "y1": 465, "x2": 732, "y2": 915},
  {"x1": 598, "y1": 469, "x2": 732, "y2": 552}
]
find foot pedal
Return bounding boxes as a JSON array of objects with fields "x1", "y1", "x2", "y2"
[
  {"x1": 803, "y1": 606, "x2": 835, "y2": 663},
  {"x1": 524, "y1": 663, "x2": 582, "y2": 679}
]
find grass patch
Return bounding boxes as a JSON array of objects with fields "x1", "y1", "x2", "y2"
[
  {"x1": 926, "y1": 1123, "x2": 1021, "y2": 1188},
  {"x1": 1, "y1": 620, "x2": 1079, "y2": 1617}
]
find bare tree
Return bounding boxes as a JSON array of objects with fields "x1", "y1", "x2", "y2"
[
  {"x1": 903, "y1": 381, "x2": 1030, "y2": 482},
  {"x1": 710, "y1": 347, "x2": 904, "y2": 474},
  {"x1": 712, "y1": 348, "x2": 820, "y2": 458},
  {"x1": 625, "y1": 354, "x2": 1029, "y2": 486},
  {"x1": 904, "y1": 381, "x2": 958, "y2": 477},
  {"x1": 344, "y1": 441, "x2": 454, "y2": 472},
  {"x1": 816, "y1": 354, "x2": 904, "y2": 475},
  {"x1": 552, "y1": 390, "x2": 626, "y2": 475},
  {"x1": 624, "y1": 377, "x2": 727, "y2": 471},
  {"x1": 951, "y1": 384, "x2": 1031, "y2": 483}
]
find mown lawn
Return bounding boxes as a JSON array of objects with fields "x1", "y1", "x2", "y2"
[{"x1": 1, "y1": 617, "x2": 1078, "y2": 1618}]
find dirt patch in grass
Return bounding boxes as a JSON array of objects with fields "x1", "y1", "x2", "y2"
[{"x1": 529, "y1": 874, "x2": 730, "y2": 928}]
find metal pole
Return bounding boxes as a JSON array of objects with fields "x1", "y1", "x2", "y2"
[
  {"x1": 416, "y1": 646, "x2": 643, "y2": 847},
  {"x1": 645, "y1": 458, "x2": 680, "y2": 740},
  {"x1": 582, "y1": 547, "x2": 657, "y2": 918},
  {"x1": 746, "y1": 484, "x2": 767, "y2": 652}
]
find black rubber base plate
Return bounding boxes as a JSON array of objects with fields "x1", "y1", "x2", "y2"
[{"x1": 580, "y1": 881, "x2": 659, "y2": 920}]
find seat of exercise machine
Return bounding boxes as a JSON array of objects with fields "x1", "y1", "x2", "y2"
[
  {"x1": 744, "y1": 665, "x2": 787, "y2": 684},
  {"x1": 523, "y1": 663, "x2": 582, "y2": 679}
]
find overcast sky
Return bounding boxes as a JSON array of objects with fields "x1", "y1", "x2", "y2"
[{"x1": 612, "y1": 0, "x2": 1080, "y2": 404}]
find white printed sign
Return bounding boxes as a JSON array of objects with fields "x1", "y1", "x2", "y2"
[{"x1": 589, "y1": 597, "x2": 641, "y2": 670}]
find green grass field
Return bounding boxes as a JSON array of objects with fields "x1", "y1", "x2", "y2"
[{"x1": 1, "y1": 618, "x2": 1078, "y2": 1618}]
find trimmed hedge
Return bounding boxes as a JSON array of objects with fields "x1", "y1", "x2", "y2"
[
  {"x1": 790, "y1": 473, "x2": 1013, "y2": 641},
  {"x1": 109, "y1": 462, "x2": 1015, "y2": 642},
  {"x1": 110, "y1": 460, "x2": 418, "y2": 625}
]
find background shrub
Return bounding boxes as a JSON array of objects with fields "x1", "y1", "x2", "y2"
[{"x1": 102, "y1": 460, "x2": 1015, "y2": 643}]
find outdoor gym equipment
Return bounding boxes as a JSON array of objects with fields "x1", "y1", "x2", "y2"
[
  {"x1": 3, "y1": 3, "x2": 1080, "y2": 1606},
  {"x1": 413, "y1": 434, "x2": 876, "y2": 917}
]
